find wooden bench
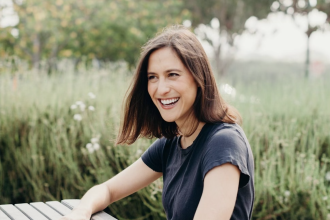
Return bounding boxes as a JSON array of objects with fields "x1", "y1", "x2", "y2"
[{"x1": 0, "y1": 199, "x2": 117, "y2": 220}]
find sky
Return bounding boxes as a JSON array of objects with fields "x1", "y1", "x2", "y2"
[
  {"x1": 236, "y1": 11, "x2": 330, "y2": 63},
  {"x1": 194, "y1": 11, "x2": 330, "y2": 64}
]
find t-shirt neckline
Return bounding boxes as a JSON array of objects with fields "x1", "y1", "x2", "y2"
[{"x1": 177, "y1": 123, "x2": 209, "y2": 155}]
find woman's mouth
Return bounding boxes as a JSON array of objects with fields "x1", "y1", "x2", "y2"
[{"x1": 159, "y1": 98, "x2": 180, "y2": 107}]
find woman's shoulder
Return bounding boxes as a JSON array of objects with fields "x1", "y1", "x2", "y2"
[
  {"x1": 200, "y1": 122, "x2": 254, "y2": 188},
  {"x1": 203, "y1": 122, "x2": 251, "y2": 153},
  {"x1": 150, "y1": 137, "x2": 169, "y2": 149},
  {"x1": 150, "y1": 135, "x2": 179, "y2": 150},
  {"x1": 206, "y1": 122, "x2": 246, "y2": 139}
]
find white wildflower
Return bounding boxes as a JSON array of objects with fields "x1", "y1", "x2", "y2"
[
  {"x1": 74, "y1": 101, "x2": 87, "y2": 111},
  {"x1": 79, "y1": 103, "x2": 86, "y2": 112},
  {"x1": 323, "y1": 196, "x2": 328, "y2": 201},
  {"x1": 278, "y1": 196, "x2": 283, "y2": 203},
  {"x1": 75, "y1": 101, "x2": 86, "y2": 111},
  {"x1": 91, "y1": 137, "x2": 99, "y2": 144},
  {"x1": 86, "y1": 143, "x2": 94, "y2": 153},
  {"x1": 284, "y1": 190, "x2": 290, "y2": 197},
  {"x1": 88, "y1": 106, "x2": 95, "y2": 111},
  {"x1": 70, "y1": 104, "x2": 77, "y2": 110},
  {"x1": 73, "y1": 114, "x2": 82, "y2": 121},
  {"x1": 76, "y1": 101, "x2": 84, "y2": 106},
  {"x1": 93, "y1": 143, "x2": 100, "y2": 150},
  {"x1": 86, "y1": 142, "x2": 100, "y2": 153},
  {"x1": 136, "y1": 149, "x2": 143, "y2": 156},
  {"x1": 327, "y1": 213, "x2": 330, "y2": 220},
  {"x1": 326, "y1": 172, "x2": 330, "y2": 181},
  {"x1": 88, "y1": 92, "x2": 96, "y2": 99},
  {"x1": 182, "y1": 20, "x2": 191, "y2": 28}
]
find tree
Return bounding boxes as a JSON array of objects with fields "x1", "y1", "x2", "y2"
[
  {"x1": 0, "y1": 0, "x2": 190, "y2": 73},
  {"x1": 270, "y1": 0, "x2": 330, "y2": 78},
  {"x1": 182, "y1": 0, "x2": 274, "y2": 78}
]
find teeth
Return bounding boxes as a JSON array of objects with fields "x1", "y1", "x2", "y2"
[{"x1": 160, "y1": 98, "x2": 179, "y2": 105}]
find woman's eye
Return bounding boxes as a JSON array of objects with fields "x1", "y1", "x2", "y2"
[
  {"x1": 169, "y1": 73, "x2": 179, "y2": 77},
  {"x1": 148, "y1": 75, "x2": 156, "y2": 80}
]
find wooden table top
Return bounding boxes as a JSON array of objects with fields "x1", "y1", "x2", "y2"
[{"x1": 0, "y1": 199, "x2": 117, "y2": 220}]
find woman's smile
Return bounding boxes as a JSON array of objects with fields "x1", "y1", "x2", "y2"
[{"x1": 159, "y1": 98, "x2": 180, "y2": 109}]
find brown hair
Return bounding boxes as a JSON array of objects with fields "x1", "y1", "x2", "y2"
[{"x1": 116, "y1": 25, "x2": 242, "y2": 145}]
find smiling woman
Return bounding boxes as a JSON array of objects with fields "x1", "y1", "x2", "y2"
[
  {"x1": 59, "y1": 26, "x2": 254, "y2": 220},
  {"x1": 117, "y1": 26, "x2": 242, "y2": 145}
]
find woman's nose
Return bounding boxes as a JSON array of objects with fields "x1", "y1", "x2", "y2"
[{"x1": 157, "y1": 78, "x2": 170, "y2": 95}]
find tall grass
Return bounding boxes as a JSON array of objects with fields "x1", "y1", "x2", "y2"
[
  {"x1": 228, "y1": 80, "x2": 330, "y2": 219},
  {"x1": 0, "y1": 62, "x2": 329, "y2": 220}
]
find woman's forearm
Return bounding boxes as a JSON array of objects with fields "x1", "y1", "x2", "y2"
[
  {"x1": 60, "y1": 159, "x2": 162, "y2": 220},
  {"x1": 73, "y1": 184, "x2": 111, "y2": 215}
]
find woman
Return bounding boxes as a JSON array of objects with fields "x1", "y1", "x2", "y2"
[{"x1": 60, "y1": 26, "x2": 254, "y2": 220}]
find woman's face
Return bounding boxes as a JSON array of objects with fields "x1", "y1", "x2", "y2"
[{"x1": 147, "y1": 47, "x2": 198, "y2": 127}]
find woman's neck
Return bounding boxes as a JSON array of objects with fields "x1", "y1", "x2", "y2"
[{"x1": 179, "y1": 122, "x2": 205, "y2": 149}]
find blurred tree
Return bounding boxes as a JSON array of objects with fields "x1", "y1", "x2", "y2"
[
  {"x1": 270, "y1": 0, "x2": 330, "y2": 78},
  {"x1": 182, "y1": 0, "x2": 274, "y2": 78},
  {"x1": 0, "y1": 0, "x2": 190, "y2": 73}
]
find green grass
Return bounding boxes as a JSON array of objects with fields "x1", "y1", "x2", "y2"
[
  {"x1": 227, "y1": 80, "x2": 330, "y2": 219},
  {"x1": 0, "y1": 61, "x2": 330, "y2": 220}
]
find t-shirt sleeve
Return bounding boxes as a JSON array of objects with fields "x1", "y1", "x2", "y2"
[
  {"x1": 202, "y1": 127, "x2": 251, "y2": 188},
  {"x1": 141, "y1": 138, "x2": 165, "y2": 173}
]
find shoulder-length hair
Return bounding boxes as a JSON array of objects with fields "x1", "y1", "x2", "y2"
[{"x1": 116, "y1": 25, "x2": 242, "y2": 145}]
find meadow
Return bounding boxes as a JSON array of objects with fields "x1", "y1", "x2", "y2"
[{"x1": 0, "y1": 60, "x2": 330, "y2": 220}]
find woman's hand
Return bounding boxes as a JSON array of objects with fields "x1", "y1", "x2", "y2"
[
  {"x1": 58, "y1": 206, "x2": 92, "y2": 220},
  {"x1": 57, "y1": 158, "x2": 161, "y2": 220}
]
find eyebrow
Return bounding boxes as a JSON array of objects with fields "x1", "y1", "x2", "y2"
[{"x1": 147, "y1": 69, "x2": 183, "y2": 74}]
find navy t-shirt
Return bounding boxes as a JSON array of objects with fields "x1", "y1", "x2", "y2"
[{"x1": 141, "y1": 123, "x2": 254, "y2": 220}]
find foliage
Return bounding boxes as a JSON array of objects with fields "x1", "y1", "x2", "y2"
[
  {"x1": 0, "y1": 0, "x2": 190, "y2": 72},
  {"x1": 272, "y1": 0, "x2": 330, "y2": 28},
  {"x1": 1, "y1": 62, "x2": 330, "y2": 219},
  {"x1": 184, "y1": 0, "x2": 274, "y2": 78},
  {"x1": 183, "y1": 0, "x2": 273, "y2": 32},
  {"x1": 0, "y1": 65, "x2": 163, "y2": 219}
]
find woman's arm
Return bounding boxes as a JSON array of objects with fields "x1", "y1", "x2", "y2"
[
  {"x1": 193, "y1": 163, "x2": 240, "y2": 220},
  {"x1": 59, "y1": 158, "x2": 162, "y2": 220}
]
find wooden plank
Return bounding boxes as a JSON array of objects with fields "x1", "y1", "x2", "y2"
[
  {"x1": 0, "y1": 204, "x2": 30, "y2": 220},
  {"x1": 30, "y1": 202, "x2": 62, "y2": 220},
  {"x1": 45, "y1": 202, "x2": 71, "y2": 216},
  {"x1": 0, "y1": 209, "x2": 11, "y2": 220},
  {"x1": 15, "y1": 203, "x2": 49, "y2": 220},
  {"x1": 90, "y1": 211, "x2": 117, "y2": 220},
  {"x1": 60, "y1": 200, "x2": 79, "y2": 210},
  {"x1": 61, "y1": 200, "x2": 117, "y2": 220}
]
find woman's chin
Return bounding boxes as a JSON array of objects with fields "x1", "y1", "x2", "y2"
[
  {"x1": 160, "y1": 115, "x2": 177, "y2": 123},
  {"x1": 162, "y1": 118, "x2": 176, "y2": 123}
]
